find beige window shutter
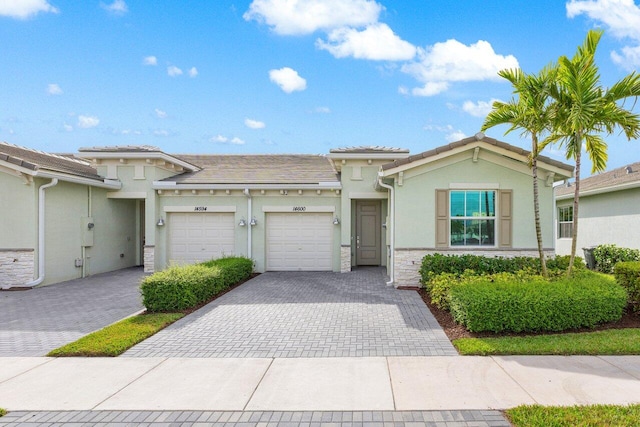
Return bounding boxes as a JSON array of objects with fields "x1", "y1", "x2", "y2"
[
  {"x1": 499, "y1": 190, "x2": 513, "y2": 248},
  {"x1": 435, "y1": 189, "x2": 449, "y2": 248}
]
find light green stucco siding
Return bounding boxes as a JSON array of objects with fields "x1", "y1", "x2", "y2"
[
  {"x1": 394, "y1": 154, "x2": 555, "y2": 250},
  {"x1": 556, "y1": 187, "x2": 640, "y2": 255},
  {"x1": 0, "y1": 172, "x2": 36, "y2": 249}
]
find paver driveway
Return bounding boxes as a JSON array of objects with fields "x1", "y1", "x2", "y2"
[
  {"x1": 124, "y1": 268, "x2": 457, "y2": 358},
  {"x1": 0, "y1": 267, "x2": 145, "y2": 356}
]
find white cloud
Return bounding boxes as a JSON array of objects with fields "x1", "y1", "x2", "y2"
[
  {"x1": 153, "y1": 129, "x2": 169, "y2": 137},
  {"x1": 567, "y1": 0, "x2": 640, "y2": 67},
  {"x1": 155, "y1": 109, "x2": 167, "y2": 119},
  {"x1": 211, "y1": 135, "x2": 245, "y2": 145},
  {"x1": 424, "y1": 123, "x2": 466, "y2": 142},
  {"x1": 0, "y1": 0, "x2": 59, "y2": 19},
  {"x1": 269, "y1": 67, "x2": 307, "y2": 93},
  {"x1": 397, "y1": 86, "x2": 409, "y2": 95},
  {"x1": 101, "y1": 0, "x2": 127, "y2": 15},
  {"x1": 401, "y1": 39, "x2": 519, "y2": 97},
  {"x1": 47, "y1": 83, "x2": 63, "y2": 95},
  {"x1": 462, "y1": 99, "x2": 500, "y2": 118},
  {"x1": 245, "y1": 118, "x2": 266, "y2": 129},
  {"x1": 314, "y1": 106, "x2": 331, "y2": 113},
  {"x1": 143, "y1": 56, "x2": 157, "y2": 66},
  {"x1": 63, "y1": 123, "x2": 73, "y2": 132},
  {"x1": 316, "y1": 23, "x2": 416, "y2": 61},
  {"x1": 188, "y1": 67, "x2": 198, "y2": 77},
  {"x1": 167, "y1": 65, "x2": 183, "y2": 77},
  {"x1": 77, "y1": 115, "x2": 100, "y2": 129},
  {"x1": 243, "y1": 0, "x2": 382, "y2": 35}
]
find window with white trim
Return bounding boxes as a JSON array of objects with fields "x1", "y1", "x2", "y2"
[
  {"x1": 558, "y1": 206, "x2": 573, "y2": 238},
  {"x1": 450, "y1": 190, "x2": 496, "y2": 246}
]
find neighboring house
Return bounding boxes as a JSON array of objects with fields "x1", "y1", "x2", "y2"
[
  {"x1": 555, "y1": 161, "x2": 640, "y2": 256},
  {"x1": 0, "y1": 133, "x2": 573, "y2": 289}
]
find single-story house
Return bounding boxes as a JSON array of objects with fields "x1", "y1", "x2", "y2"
[
  {"x1": 555, "y1": 161, "x2": 640, "y2": 255},
  {"x1": 0, "y1": 132, "x2": 573, "y2": 289}
]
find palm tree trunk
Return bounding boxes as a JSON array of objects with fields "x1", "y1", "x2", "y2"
[
  {"x1": 568, "y1": 144, "x2": 581, "y2": 276},
  {"x1": 532, "y1": 155, "x2": 548, "y2": 278}
]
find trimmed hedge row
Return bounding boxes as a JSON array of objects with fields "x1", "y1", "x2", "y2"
[
  {"x1": 449, "y1": 271, "x2": 627, "y2": 333},
  {"x1": 593, "y1": 244, "x2": 640, "y2": 274},
  {"x1": 141, "y1": 257, "x2": 253, "y2": 312},
  {"x1": 614, "y1": 261, "x2": 640, "y2": 313},
  {"x1": 419, "y1": 253, "x2": 580, "y2": 284}
]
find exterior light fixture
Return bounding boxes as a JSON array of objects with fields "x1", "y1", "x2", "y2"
[
  {"x1": 156, "y1": 217, "x2": 165, "y2": 226},
  {"x1": 250, "y1": 217, "x2": 257, "y2": 226},
  {"x1": 238, "y1": 218, "x2": 247, "y2": 227},
  {"x1": 333, "y1": 217, "x2": 340, "y2": 225}
]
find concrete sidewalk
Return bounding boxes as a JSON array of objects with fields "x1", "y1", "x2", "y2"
[{"x1": 1, "y1": 356, "x2": 640, "y2": 412}]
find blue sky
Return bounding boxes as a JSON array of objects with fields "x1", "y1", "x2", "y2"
[{"x1": 2, "y1": 0, "x2": 640, "y2": 175}]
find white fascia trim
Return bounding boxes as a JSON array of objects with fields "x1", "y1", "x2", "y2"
[
  {"x1": 381, "y1": 141, "x2": 573, "y2": 179},
  {"x1": 152, "y1": 181, "x2": 342, "y2": 190},
  {"x1": 555, "y1": 180, "x2": 640, "y2": 200},
  {"x1": 79, "y1": 152, "x2": 200, "y2": 172},
  {"x1": 36, "y1": 171, "x2": 122, "y2": 190},
  {"x1": 450, "y1": 183, "x2": 500, "y2": 189}
]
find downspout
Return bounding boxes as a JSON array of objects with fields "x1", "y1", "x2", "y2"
[
  {"x1": 82, "y1": 186, "x2": 92, "y2": 278},
  {"x1": 377, "y1": 174, "x2": 394, "y2": 286},
  {"x1": 23, "y1": 178, "x2": 59, "y2": 288},
  {"x1": 243, "y1": 188, "x2": 252, "y2": 259}
]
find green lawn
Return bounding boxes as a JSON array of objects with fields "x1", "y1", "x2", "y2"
[
  {"x1": 506, "y1": 404, "x2": 640, "y2": 426},
  {"x1": 454, "y1": 328, "x2": 640, "y2": 355},
  {"x1": 47, "y1": 313, "x2": 184, "y2": 357}
]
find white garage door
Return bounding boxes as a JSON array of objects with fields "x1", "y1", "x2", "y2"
[
  {"x1": 266, "y1": 212, "x2": 333, "y2": 271},
  {"x1": 169, "y1": 213, "x2": 235, "y2": 264}
]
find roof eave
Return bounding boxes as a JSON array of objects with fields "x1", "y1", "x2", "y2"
[
  {"x1": 556, "y1": 180, "x2": 640, "y2": 200},
  {"x1": 152, "y1": 181, "x2": 342, "y2": 191},
  {"x1": 77, "y1": 151, "x2": 201, "y2": 172}
]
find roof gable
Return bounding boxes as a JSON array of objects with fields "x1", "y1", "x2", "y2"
[{"x1": 380, "y1": 133, "x2": 574, "y2": 179}]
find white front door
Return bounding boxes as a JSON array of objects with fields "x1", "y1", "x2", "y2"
[
  {"x1": 169, "y1": 212, "x2": 235, "y2": 264},
  {"x1": 266, "y1": 212, "x2": 333, "y2": 271}
]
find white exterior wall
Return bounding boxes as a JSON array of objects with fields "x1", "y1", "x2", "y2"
[{"x1": 556, "y1": 187, "x2": 640, "y2": 255}]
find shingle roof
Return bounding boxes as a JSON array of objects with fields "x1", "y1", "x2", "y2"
[
  {"x1": 166, "y1": 154, "x2": 340, "y2": 184},
  {"x1": 380, "y1": 132, "x2": 574, "y2": 173},
  {"x1": 0, "y1": 142, "x2": 103, "y2": 181},
  {"x1": 555, "y1": 161, "x2": 640, "y2": 197},
  {"x1": 329, "y1": 146, "x2": 409, "y2": 154}
]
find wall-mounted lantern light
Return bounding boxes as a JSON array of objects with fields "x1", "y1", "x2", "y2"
[
  {"x1": 250, "y1": 217, "x2": 258, "y2": 226},
  {"x1": 238, "y1": 218, "x2": 247, "y2": 227},
  {"x1": 156, "y1": 217, "x2": 165, "y2": 226},
  {"x1": 333, "y1": 217, "x2": 340, "y2": 225}
]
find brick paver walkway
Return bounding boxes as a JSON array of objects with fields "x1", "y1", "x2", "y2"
[
  {"x1": 0, "y1": 267, "x2": 145, "y2": 356},
  {"x1": 124, "y1": 268, "x2": 457, "y2": 358},
  {"x1": 0, "y1": 410, "x2": 510, "y2": 426}
]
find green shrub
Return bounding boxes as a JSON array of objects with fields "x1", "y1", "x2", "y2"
[
  {"x1": 614, "y1": 261, "x2": 640, "y2": 313},
  {"x1": 593, "y1": 244, "x2": 640, "y2": 274},
  {"x1": 419, "y1": 253, "x2": 582, "y2": 286},
  {"x1": 141, "y1": 256, "x2": 254, "y2": 312},
  {"x1": 448, "y1": 271, "x2": 627, "y2": 333},
  {"x1": 141, "y1": 264, "x2": 224, "y2": 312},
  {"x1": 201, "y1": 256, "x2": 254, "y2": 286}
]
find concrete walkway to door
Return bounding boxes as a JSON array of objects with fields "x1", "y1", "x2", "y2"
[{"x1": 123, "y1": 268, "x2": 457, "y2": 358}]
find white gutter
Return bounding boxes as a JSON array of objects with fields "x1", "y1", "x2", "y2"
[
  {"x1": 243, "y1": 188, "x2": 252, "y2": 259},
  {"x1": 152, "y1": 182, "x2": 342, "y2": 191},
  {"x1": 13, "y1": 178, "x2": 59, "y2": 289},
  {"x1": 377, "y1": 173, "x2": 394, "y2": 286}
]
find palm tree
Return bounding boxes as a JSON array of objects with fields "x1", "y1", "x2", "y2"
[
  {"x1": 543, "y1": 29, "x2": 640, "y2": 275},
  {"x1": 482, "y1": 65, "x2": 556, "y2": 278}
]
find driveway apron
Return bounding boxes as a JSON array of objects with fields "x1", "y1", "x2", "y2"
[
  {"x1": 0, "y1": 267, "x2": 145, "y2": 357},
  {"x1": 124, "y1": 268, "x2": 457, "y2": 358}
]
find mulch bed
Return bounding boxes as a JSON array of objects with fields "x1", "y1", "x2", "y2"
[{"x1": 417, "y1": 288, "x2": 640, "y2": 341}]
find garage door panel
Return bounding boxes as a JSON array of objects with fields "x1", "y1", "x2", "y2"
[
  {"x1": 169, "y1": 213, "x2": 235, "y2": 264},
  {"x1": 266, "y1": 212, "x2": 332, "y2": 271}
]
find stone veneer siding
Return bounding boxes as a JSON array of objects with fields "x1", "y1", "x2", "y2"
[
  {"x1": 340, "y1": 245, "x2": 351, "y2": 273},
  {"x1": 0, "y1": 249, "x2": 35, "y2": 287},
  {"x1": 144, "y1": 245, "x2": 155, "y2": 273},
  {"x1": 393, "y1": 248, "x2": 556, "y2": 287}
]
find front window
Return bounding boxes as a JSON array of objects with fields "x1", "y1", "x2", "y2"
[
  {"x1": 558, "y1": 206, "x2": 573, "y2": 238},
  {"x1": 450, "y1": 190, "x2": 496, "y2": 246}
]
